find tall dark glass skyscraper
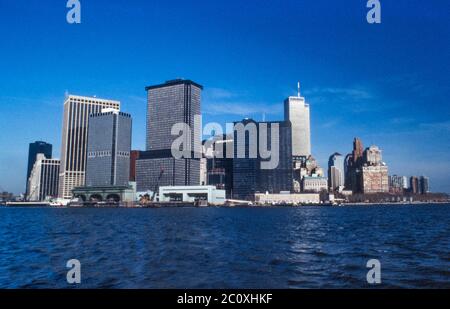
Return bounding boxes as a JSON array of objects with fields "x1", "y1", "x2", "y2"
[
  {"x1": 136, "y1": 79, "x2": 202, "y2": 192},
  {"x1": 232, "y1": 119, "x2": 293, "y2": 200},
  {"x1": 85, "y1": 110, "x2": 132, "y2": 187},
  {"x1": 26, "y1": 141, "x2": 52, "y2": 195}
]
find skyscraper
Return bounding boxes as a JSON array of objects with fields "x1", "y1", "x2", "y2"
[
  {"x1": 410, "y1": 176, "x2": 419, "y2": 194},
  {"x1": 146, "y1": 79, "x2": 202, "y2": 152},
  {"x1": 328, "y1": 152, "x2": 345, "y2": 192},
  {"x1": 28, "y1": 154, "x2": 60, "y2": 201},
  {"x1": 85, "y1": 109, "x2": 132, "y2": 187},
  {"x1": 361, "y1": 145, "x2": 389, "y2": 194},
  {"x1": 352, "y1": 138, "x2": 364, "y2": 166},
  {"x1": 26, "y1": 141, "x2": 52, "y2": 195},
  {"x1": 136, "y1": 79, "x2": 202, "y2": 192},
  {"x1": 389, "y1": 175, "x2": 408, "y2": 193},
  {"x1": 419, "y1": 176, "x2": 430, "y2": 194},
  {"x1": 284, "y1": 83, "x2": 311, "y2": 157},
  {"x1": 58, "y1": 95, "x2": 120, "y2": 199},
  {"x1": 345, "y1": 137, "x2": 365, "y2": 193},
  {"x1": 232, "y1": 119, "x2": 293, "y2": 200}
]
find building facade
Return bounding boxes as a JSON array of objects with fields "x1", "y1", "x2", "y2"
[
  {"x1": 302, "y1": 176, "x2": 328, "y2": 192},
  {"x1": 328, "y1": 152, "x2": 345, "y2": 192},
  {"x1": 361, "y1": 165, "x2": 389, "y2": 193},
  {"x1": 410, "y1": 176, "x2": 419, "y2": 194},
  {"x1": 284, "y1": 86, "x2": 311, "y2": 157},
  {"x1": 136, "y1": 150, "x2": 200, "y2": 192},
  {"x1": 389, "y1": 175, "x2": 408, "y2": 193},
  {"x1": 129, "y1": 150, "x2": 141, "y2": 182},
  {"x1": 28, "y1": 154, "x2": 60, "y2": 201},
  {"x1": 58, "y1": 95, "x2": 120, "y2": 199},
  {"x1": 360, "y1": 145, "x2": 389, "y2": 193},
  {"x1": 136, "y1": 79, "x2": 203, "y2": 192},
  {"x1": 85, "y1": 110, "x2": 132, "y2": 187},
  {"x1": 159, "y1": 185, "x2": 226, "y2": 205},
  {"x1": 146, "y1": 79, "x2": 202, "y2": 152},
  {"x1": 26, "y1": 141, "x2": 52, "y2": 196},
  {"x1": 205, "y1": 135, "x2": 234, "y2": 198},
  {"x1": 419, "y1": 176, "x2": 430, "y2": 194},
  {"x1": 232, "y1": 119, "x2": 293, "y2": 200}
]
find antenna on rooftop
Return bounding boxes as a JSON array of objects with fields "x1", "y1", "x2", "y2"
[{"x1": 298, "y1": 81, "x2": 301, "y2": 98}]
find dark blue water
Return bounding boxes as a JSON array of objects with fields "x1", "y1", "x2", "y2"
[{"x1": 0, "y1": 205, "x2": 449, "y2": 288}]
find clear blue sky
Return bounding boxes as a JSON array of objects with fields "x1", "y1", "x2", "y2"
[{"x1": 0, "y1": 0, "x2": 449, "y2": 194}]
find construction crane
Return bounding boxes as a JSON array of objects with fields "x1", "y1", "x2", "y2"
[{"x1": 151, "y1": 167, "x2": 164, "y2": 202}]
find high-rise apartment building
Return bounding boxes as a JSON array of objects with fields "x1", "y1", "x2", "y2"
[
  {"x1": 284, "y1": 84, "x2": 311, "y2": 157},
  {"x1": 389, "y1": 175, "x2": 408, "y2": 193},
  {"x1": 26, "y1": 141, "x2": 52, "y2": 196},
  {"x1": 419, "y1": 176, "x2": 430, "y2": 194},
  {"x1": 58, "y1": 95, "x2": 120, "y2": 199},
  {"x1": 136, "y1": 79, "x2": 202, "y2": 192},
  {"x1": 361, "y1": 145, "x2": 389, "y2": 193},
  {"x1": 410, "y1": 176, "x2": 419, "y2": 194},
  {"x1": 85, "y1": 110, "x2": 132, "y2": 187},
  {"x1": 28, "y1": 154, "x2": 60, "y2": 201}
]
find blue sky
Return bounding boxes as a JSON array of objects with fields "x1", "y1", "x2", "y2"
[{"x1": 0, "y1": 0, "x2": 449, "y2": 194}]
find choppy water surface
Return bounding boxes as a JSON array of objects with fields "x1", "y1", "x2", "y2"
[{"x1": 0, "y1": 205, "x2": 449, "y2": 288}]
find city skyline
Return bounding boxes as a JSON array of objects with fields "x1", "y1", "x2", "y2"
[{"x1": 0, "y1": 1, "x2": 449, "y2": 194}]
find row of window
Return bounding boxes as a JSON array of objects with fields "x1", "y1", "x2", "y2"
[{"x1": 87, "y1": 151, "x2": 130, "y2": 158}]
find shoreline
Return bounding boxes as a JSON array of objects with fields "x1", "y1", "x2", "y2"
[{"x1": 1, "y1": 201, "x2": 449, "y2": 208}]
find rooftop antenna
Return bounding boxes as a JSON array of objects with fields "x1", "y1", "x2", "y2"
[
  {"x1": 297, "y1": 81, "x2": 301, "y2": 98},
  {"x1": 262, "y1": 112, "x2": 266, "y2": 122}
]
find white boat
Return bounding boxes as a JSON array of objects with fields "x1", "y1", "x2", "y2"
[
  {"x1": 49, "y1": 198, "x2": 71, "y2": 207},
  {"x1": 6, "y1": 201, "x2": 49, "y2": 207}
]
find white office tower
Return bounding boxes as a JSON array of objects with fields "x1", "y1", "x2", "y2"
[
  {"x1": 28, "y1": 154, "x2": 60, "y2": 201},
  {"x1": 284, "y1": 82, "x2": 311, "y2": 157},
  {"x1": 58, "y1": 94, "x2": 120, "y2": 199}
]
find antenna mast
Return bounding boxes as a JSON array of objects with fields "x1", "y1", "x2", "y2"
[{"x1": 297, "y1": 81, "x2": 301, "y2": 97}]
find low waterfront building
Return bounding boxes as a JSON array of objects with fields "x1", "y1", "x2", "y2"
[
  {"x1": 302, "y1": 176, "x2": 328, "y2": 193},
  {"x1": 158, "y1": 185, "x2": 226, "y2": 205},
  {"x1": 255, "y1": 193, "x2": 320, "y2": 205},
  {"x1": 27, "y1": 154, "x2": 60, "y2": 201},
  {"x1": 72, "y1": 184, "x2": 136, "y2": 203}
]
